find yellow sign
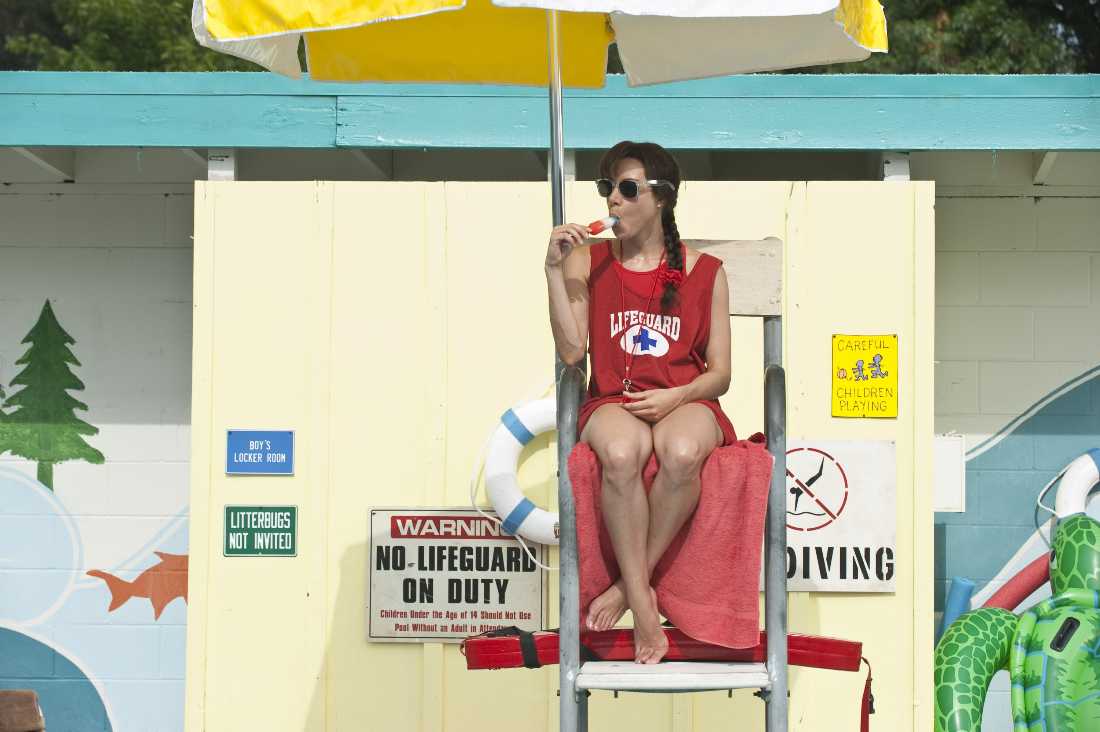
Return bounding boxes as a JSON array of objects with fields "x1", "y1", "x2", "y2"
[{"x1": 832, "y1": 334, "x2": 898, "y2": 418}]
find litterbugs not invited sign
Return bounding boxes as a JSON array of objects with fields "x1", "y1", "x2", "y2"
[
  {"x1": 224, "y1": 505, "x2": 297, "y2": 557},
  {"x1": 368, "y1": 508, "x2": 545, "y2": 643}
]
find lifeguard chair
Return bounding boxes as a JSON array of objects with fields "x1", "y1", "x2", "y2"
[{"x1": 554, "y1": 237, "x2": 787, "y2": 732}]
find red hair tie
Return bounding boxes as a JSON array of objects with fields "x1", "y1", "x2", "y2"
[{"x1": 657, "y1": 261, "x2": 683, "y2": 287}]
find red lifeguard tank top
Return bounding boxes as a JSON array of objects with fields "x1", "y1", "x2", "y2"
[{"x1": 583, "y1": 240, "x2": 722, "y2": 403}]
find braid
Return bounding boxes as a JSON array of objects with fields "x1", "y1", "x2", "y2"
[{"x1": 660, "y1": 209, "x2": 682, "y2": 311}]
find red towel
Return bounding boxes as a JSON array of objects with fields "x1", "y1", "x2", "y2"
[{"x1": 569, "y1": 435, "x2": 773, "y2": 649}]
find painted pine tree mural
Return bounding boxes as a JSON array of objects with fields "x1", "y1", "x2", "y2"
[{"x1": 3, "y1": 299, "x2": 104, "y2": 489}]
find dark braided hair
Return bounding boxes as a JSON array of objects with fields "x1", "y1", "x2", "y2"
[{"x1": 597, "y1": 141, "x2": 683, "y2": 312}]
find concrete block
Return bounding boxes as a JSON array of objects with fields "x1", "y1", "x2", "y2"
[
  {"x1": 980, "y1": 361, "x2": 1085, "y2": 414},
  {"x1": 937, "y1": 198, "x2": 1035, "y2": 252},
  {"x1": 53, "y1": 194, "x2": 167, "y2": 246},
  {"x1": 913, "y1": 151, "x2": 1033, "y2": 186},
  {"x1": 941, "y1": 524, "x2": 1034, "y2": 587},
  {"x1": 935, "y1": 414, "x2": 1016, "y2": 445},
  {"x1": 967, "y1": 433, "x2": 1034, "y2": 471},
  {"x1": 30, "y1": 679, "x2": 110, "y2": 730},
  {"x1": 935, "y1": 361, "x2": 979, "y2": 415},
  {"x1": 164, "y1": 194, "x2": 194, "y2": 246},
  {"x1": 0, "y1": 625, "x2": 56, "y2": 677},
  {"x1": 159, "y1": 626, "x2": 187, "y2": 679},
  {"x1": 0, "y1": 194, "x2": 60, "y2": 244},
  {"x1": 52, "y1": 625, "x2": 160, "y2": 679},
  {"x1": 98, "y1": 679, "x2": 185, "y2": 732},
  {"x1": 967, "y1": 470, "x2": 1049, "y2": 526},
  {"x1": 936, "y1": 307, "x2": 1033, "y2": 361},
  {"x1": 0, "y1": 248, "x2": 192, "y2": 303},
  {"x1": 979, "y1": 252, "x2": 1090, "y2": 306},
  {"x1": 936, "y1": 252, "x2": 981, "y2": 306},
  {"x1": 1035, "y1": 307, "x2": 1100, "y2": 362},
  {"x1": 1030, "y1": 414, "x2": 1100, "y2": 470},
  {"x1": 983, "y1": 685, "x2": 1013, "y2": 732},
  {"x1": 1037, "y1": 198, "x2": 1100, "y2": 252}
]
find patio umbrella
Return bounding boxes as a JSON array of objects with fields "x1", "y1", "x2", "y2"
[{"x1": 193, "y1": 1, "x2": 886, "y2": 85}]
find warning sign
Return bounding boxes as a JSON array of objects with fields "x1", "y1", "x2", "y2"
[
  {"x1": 368, "y1": 508, "x2": 545, "y2": 643},
  {"x1": 831, "y1": 334, "x2": 898, "y2": 418},
  {"x1": 763, "y1": 441, "x2": 896, "y2": 592}
]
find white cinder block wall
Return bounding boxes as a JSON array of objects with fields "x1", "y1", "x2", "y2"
[
  {"x1": 925, "y1": 150, "x2": 1100, "y2": 732},
  {"x1": 0, "y1": 172, "x2": 195, "y2": 732}
]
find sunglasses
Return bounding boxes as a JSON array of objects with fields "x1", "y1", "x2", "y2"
[{"x1": 595, "y1": 178, "x2": 672, "y2": 199}]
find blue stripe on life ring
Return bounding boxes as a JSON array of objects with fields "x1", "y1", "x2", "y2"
[
  {"x1": 502, "y1": 498, "x2": 536, "y2": 536},
  {"x1": 501, "y1": 409, "x2": 536, "y2": 446}
]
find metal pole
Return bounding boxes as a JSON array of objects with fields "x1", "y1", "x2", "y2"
[
  {"x1": 548, "y1": 10, "x2": 566, "y2": 230},
  {"x1": 763, "y1": 316, "x2": 788, "y2": 732},
  {"x1": 549, "y1": 10, "x2": 587, "y2": 732}
]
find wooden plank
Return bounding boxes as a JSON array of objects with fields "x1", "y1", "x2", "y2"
[
  {"x1": 2, "y1": 71, "x2": 1097, "y2": 98},
  {"x1": 688, "y1": 238, "x2": 783, "y2": 317},
  {"x1": 0, "y1": 73, "x2": 1096, "y2": 149},
  {"x1": 337, "y1": 96, "x2": 1100, "y2": 150},
  {"x1": 1, "y1": 95, "x2": 337, "y2": 147}
]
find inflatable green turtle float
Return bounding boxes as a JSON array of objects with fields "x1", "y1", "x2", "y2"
[{"x1": 935, "y1": 451, "x2": 1100, "y2": 731}]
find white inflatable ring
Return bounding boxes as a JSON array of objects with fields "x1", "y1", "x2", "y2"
[
  {"x1": 1055, "y1": 448, "x2": 1100, "y2": 517},
  {"x1": 485, "y1": 398, "x2": 559, "y2": 545}
]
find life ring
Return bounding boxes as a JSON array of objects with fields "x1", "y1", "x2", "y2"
[
  {"x1": 485, "y1": 398, "x2": 559, "y2": 545},
  {"x1": 1054, "y1": 448, "x2": 1100, "y2": 517}
]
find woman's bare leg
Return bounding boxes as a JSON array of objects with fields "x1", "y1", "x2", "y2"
[
  {"x1": 588, "y1": 404, "x2": 722, "y2": 634},
  {"x1": 648, "y1": 403, "x2": 722, "y2": 571},
  {"x1": 580, "y1": 404, "x2": 665, "y2": 663}
]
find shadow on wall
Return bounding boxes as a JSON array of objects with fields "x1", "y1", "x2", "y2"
[
  {"x1": 0, "y1": 627, "x2": 112, "y2": 731},
  {"x1": 934, "y1": 369, "x2": 1100, "y2": 612}
]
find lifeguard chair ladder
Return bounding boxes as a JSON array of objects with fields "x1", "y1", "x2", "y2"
[{"x1": 555, "y1": 238, "x2": 787, "y2": 732}]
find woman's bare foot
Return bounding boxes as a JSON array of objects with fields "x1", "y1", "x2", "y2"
[
  {"x1": 633, "y1": 588, "x2": 669, "y2": 664},
  {"x1": 586, "y1": 580, "x2": 628, "y2": 631}
]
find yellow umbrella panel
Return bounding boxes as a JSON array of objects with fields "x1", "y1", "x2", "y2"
[{"x1": 198, "y1": 0, "x2": 613, "y2": 85}]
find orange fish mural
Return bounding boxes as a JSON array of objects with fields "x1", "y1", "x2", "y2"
[{"x1": 87, "y1": 552, "x2": 188, "y2": 619}]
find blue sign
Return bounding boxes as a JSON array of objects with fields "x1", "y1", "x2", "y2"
[{"x1": 226, "y1": 430, "x2": 294, "y2": 475}]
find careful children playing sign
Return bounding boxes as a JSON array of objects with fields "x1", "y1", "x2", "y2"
[
  {"x1": 831, "y1": 334, "x2": 898, "y2": 418},
  {"x1": 368, "y1": 508, "x2": 545, "y2": 643}
]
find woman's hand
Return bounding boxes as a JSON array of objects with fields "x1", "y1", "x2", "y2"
[
  {"x1": 622, "y1": 387, "x2": 687, "y2": 423},
  {"x1": 545, "y1": 223, "x2": 590, "y2": 270}
]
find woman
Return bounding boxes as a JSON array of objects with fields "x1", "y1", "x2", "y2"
[{"x1": 544, "y1": 141, "x2": 735, "y2": 664}]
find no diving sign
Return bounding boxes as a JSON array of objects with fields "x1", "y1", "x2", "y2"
[{"x1": 771, "y1": 440, "x2": 896, "y2": 592}]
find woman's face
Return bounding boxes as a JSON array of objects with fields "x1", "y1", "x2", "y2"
[{"x1": 606, "y1": 157, "x2": 663, "y2": 239}]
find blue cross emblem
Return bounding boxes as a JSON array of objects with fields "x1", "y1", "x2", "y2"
[{"x1": 633, "y1": 328, "x2": 658, "y2": 351}]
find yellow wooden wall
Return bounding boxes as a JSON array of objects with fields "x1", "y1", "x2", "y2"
[{"x1": 185, "y1": 180, "x2": 934, "y2": 731}]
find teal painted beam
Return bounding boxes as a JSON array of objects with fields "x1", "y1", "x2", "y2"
[
  {"x1": 336, "y1": 95, "x2": 1100, "y2": 150},
  {"x1": 3, "y1": 71, "x2": 1097, "y2": 97},
  {"x1": 1, "y1": 72, "x2": 1097, "y2": 150},
  {"x1": 4, "y1": 94, "x2": 336, "y2": 148}
]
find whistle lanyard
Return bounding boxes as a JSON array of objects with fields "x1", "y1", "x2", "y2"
[{"x1": 618, "y1": 244, "x2": 665, "y2": 395}]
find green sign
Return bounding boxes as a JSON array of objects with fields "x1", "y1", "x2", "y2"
[{"x1": 224, "y1": 506, "x2": 297, "y2": 557}]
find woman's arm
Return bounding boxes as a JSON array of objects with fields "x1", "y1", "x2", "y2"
[
  {"x1": 545, "y1": 225, "x2": 591, "y2": 366},
  {"x1": 678, "y1": 264, "x2": 732, "y2": 401}
]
